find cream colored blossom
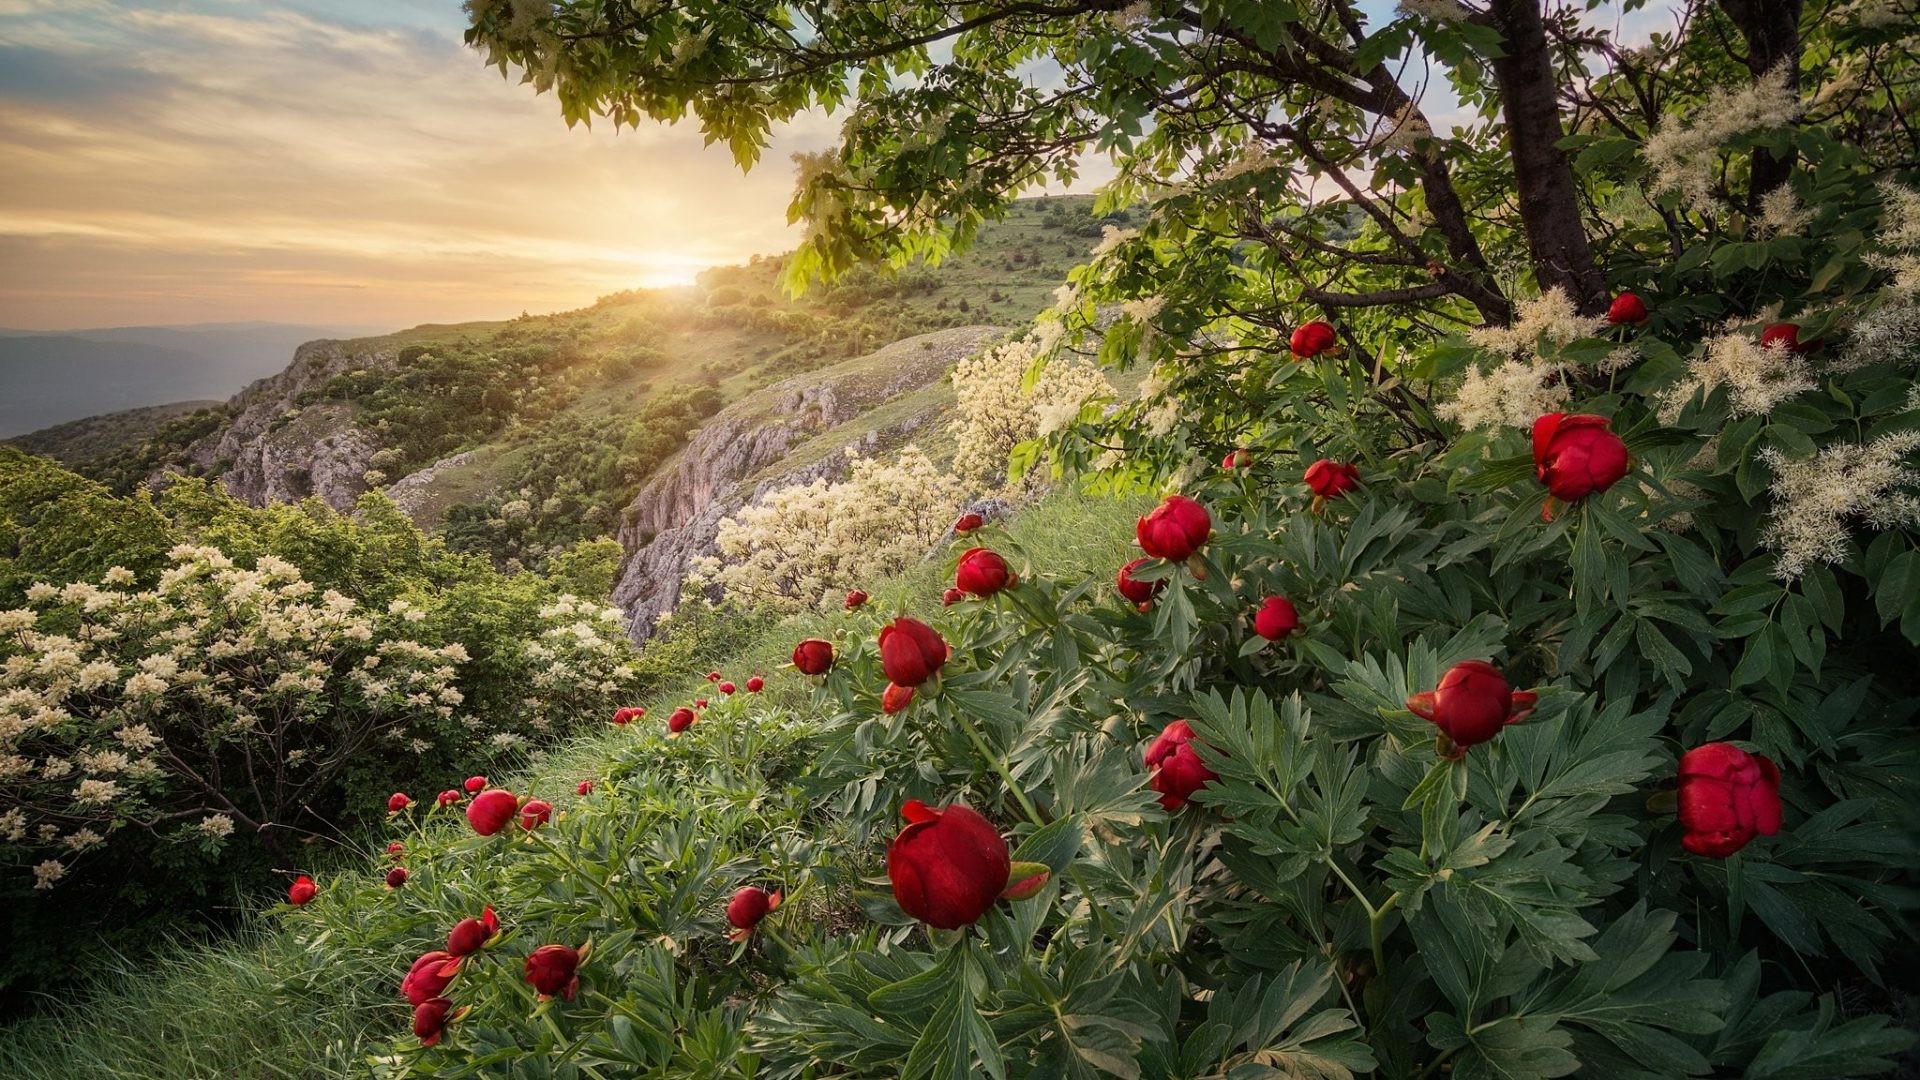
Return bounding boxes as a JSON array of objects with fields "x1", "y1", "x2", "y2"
[
  {"x1": 1646, "y1": 67, "x2": 1802, "y2": 215},
  {"x1": 1466, "y1": 288, "x2": 1607, "y2": 358},
  {"x1": 1761, "y1": 431, "x2": 1920, "y2": 577},
  {"x1": 1660, "y1": 327, "x2": 1814, "y2": 419},
  {"x1": 1756, "y1": 186, "x2": 1811, "y2": 237},
  {"x1": 951, "y1": 332, "x2": 1112, "y2": 483},
  {"x1": 1397, "y1": 0, "x2": 1468, "y2": 21},
  {"x1": 1438, "y1": 359, "x2": 1572, "y2": 431},
  {"x1": 33, "y1": 860, "x2": 65, "y2": 890},
  {"x1": 198, "y1": 815, "x2": 236, "y2": 839},
  {"x1": 73, "y1": 778, "x2": 120, "y2": 806}
]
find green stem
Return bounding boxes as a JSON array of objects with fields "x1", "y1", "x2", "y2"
[
  {"x1": 954, "y1": 710, "x2": 1047, "y2": 828},
  {"x1": 1369, "y1": 890, "x2": 1402, "y2": 973}
]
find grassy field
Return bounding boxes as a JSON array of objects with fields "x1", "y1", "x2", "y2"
[{"x1": 0, "y1": 487, "x2": 1149, "y2": 1080}]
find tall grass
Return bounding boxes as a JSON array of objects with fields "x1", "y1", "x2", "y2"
[{"x1": 0, "y1": 488, "x2": 1150, "y2": 1079}]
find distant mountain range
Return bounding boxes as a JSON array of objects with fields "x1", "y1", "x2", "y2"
[{"x1": 0, "y1": 322, "x2": 390, "y2": 438}]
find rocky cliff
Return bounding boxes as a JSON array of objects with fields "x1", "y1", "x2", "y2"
[
  {"x1": 611, "y1": 325, "x2": 1005, "y2": 641},
  {"x1": 171, "y1": 338, "x2": 387, "y2": 511}
]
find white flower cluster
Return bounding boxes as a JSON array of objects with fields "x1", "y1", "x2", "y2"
[
  {"x1": 1868, "y1": 181, "x2": 1920, "y2": 301},
  {"x1": 1659, "y1": 323, "x2": 1814, "y2": 419},
  {"x1": 708, "y1": 448, "x2": 969, "y2": 614},
  {"x1": 1397, "y1": 0, "x2": 1469, "y2": 22},
  {"x1": 1645, "y1": 66, "x2": 1802, "y2": 215},
  {"x1": 951, "y1": 330, "x2": 1114, "y2": 483},
  {"x1": 1442, "y1": 289, "x2": 1621, "y2": 431},
  {"x1": 1762, "y1": 432, "x2": 1920, "y2": 578}
]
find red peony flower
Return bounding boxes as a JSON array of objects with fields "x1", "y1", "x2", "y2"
[
  {"x1": 942, "y1": 587, "x2": 964, "y2": 607},
  {"x1": 719, "y1": 680, "x2": 736, "y2": 695},
  {"x1": 726, "y1": 885, "x2": 783, "y2": 942},
  {"x1": 1533, "y1": 413, "x2": 1631, "y2": 503},
  {"x1": 386, "y1": 841, "x2": 405, "y2": 861},
  {"x1": 524, "y1": 944, "x2": 581, "y2": 1001},
  {"x1": 1116, "y1": 557, "x2": 1165, "y2": 606},
  {"x1": 1759, "y1": 322, "x2": 1813, "y2": 353},
  {"x1": 954, "y1": 512, "x2": 985, "y2": 533},
  {"x1": 1136, "y1": 495, "x2": 1212, "y2": 561},
  {"x1": 844, "y1": 590, "x2": 870, "y2": 610},
  {"x1": 576, "y1": 779, "x2": 593, "y2": 796},
  {"x1": 385, "y1": 867, "x2": 409, "y2": 889},
  {"x1": 464, "y1": 776, "x2": 487, "y2": 794},
  {"x1": 386, "y1": 792, "x2": 412, "y2": 814},
  {"x1": 435, "y1": 789, "x2": 461, "y2": 807},
  {"x1": 412, "y1": 997, "x2": 456, "y2": 1048},
  {"x1": 886, "y1": 801, "x2": 1010, "y2": 929},
  {"x1": 466, "y1": 789, "x2": 518, "y2": 836},
  {"x1": 746, "y1": 675, "x2": 764, "y2": 693},
  {"x1": 1676, "y1": 743, "x2": 1783, "y2": 858},
  {"x1": 610, "y1": 707, "x2": 646, "y2": 725},
  {"x1": 1607, "y1": 292, "x2": 1649, "y2": 326},
  {"x1": 882, "y1": 682, "x2": 916, "y2": 714},
  {"x1": 668, "y1": 706, "x2": 697, "y2": 733},
  {"x1": 955, "y1": 547, "x2": 1016, "y2": 597},
  {"x1": 1405, "y1": 660, "x2": 1537, "y2": 756},
  {"x1": 695, "y1": 698, "x2": 709, "y2": 708},
  {"x1": 287, "y1": 875, "x2": 317, "y2": 906},
  {"x1": 1222, "y1": 448, "x2": 1253, "y2": 470},
  {"x1": 792, "y1": 638, "x2": 835, "y2": 675},
  {"x1": 1253, "y1": 596, "x2": 1299, "y2": 641},
  {"x1": 519, "y1": 800, "x2": 552, "y2": 831},
  {"x1": 447, "y1": 906, "x2": 499, "y2": 957},
  {"x1": 878, "y1": 617, "x2": 949, "y2": 687},
  {"x1": 402, "y1": 950, "x2": 458, "y2": 1006},
  {"x1": 1145, "y1": 720, "x2": 1220, "y2": 811},
  {"x1": 1290, "y1": 320, "x2": 1339, "y2": 358},
  {"x1": 706, "y1": 671, "x2": 722, "y2": 682},
  {"x1": 1304, "y1": 459, "x2": 1360, "y2": 500}
]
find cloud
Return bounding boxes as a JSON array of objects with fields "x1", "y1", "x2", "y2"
[{"x1": 0, "y1": 1, "x2": 836, "y2": 328}]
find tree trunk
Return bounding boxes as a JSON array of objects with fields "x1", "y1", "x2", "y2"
[
  {"x1": 1483, "y1": 0, "x2": 1607, "y2": 313},
  {"x1": 1717, "y1": 0, "x2": 1804, "y2": 206}
]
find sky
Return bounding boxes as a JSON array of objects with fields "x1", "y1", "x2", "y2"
[
  {"x1": 0, "y1": 1, "x2": 1677, "y2": 333},
  {"x1": 0, "y1": 0, "x2": 843, "y2": 330}
]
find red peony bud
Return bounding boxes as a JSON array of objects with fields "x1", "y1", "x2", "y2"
[
  {"x1": 576, "y1": 779, "x2": 593, "y2": 796},
  {"x1": 447, "y1": 906, "x2": 499, "y2": 957},
  {"x1": 1676, "y1": 743, "x2": 1783, "y2": 858},
  {"x1": 1136, "y1": 495, "x2": 1212, "y2": 561},
  {"x1": 610, "y1": 707, "x2": 645, "y2": 725},
  {"x1": 942, "y1": 587, "x2": 964, "y2": 607},
  {"x1": 466, "y1": 789, "x2": 518, "y2": 836},
  {"x1": 1145, "y1": 720, "x2": 1220, "y2": 811},
  {"x1": 402, "y1": 950, "x2": 458, "y2": 1006},
  {"x1": 412, "y1": 997, "x2": 456, "y2": 1047},
  {"x1": 287, "y1": 874, "x2": 317, "y2": 906},
  {"x1": 1222, "y1": 448, "x2": 1253, "y2": 470},
  {"x1": 1290, "y1": 320, "x2": 1339, "y2": 359},
  {"x1": 435, "y1": 789, "x2": 461, "y2": 807},
  {"x1": 719, "y1": 680, "x2": 736, "y2": 695},
  {"x1": 882, "y1": 682, "x2": 916, "y2": 714},
  {"x1": 1303, "y1": 459, "x2": 1360, "y2": 500},
  {"x1": 1116, "y1": 557, "x2": 1165, "y2": 606},
  {"x1": 706, "y1": 671, "x2": 722, "y2": 682},
  {"x1": 1759, "y1": 322, "x2": 1813, "y2": 353},
  {"x1": 886, "y1": 801, "x2": 1010, "y2": 929},
  {"x1": 386, "y1": 792, "x2": 412, "y2": 814},
  {"x1": 524, "y1": 944, "x2": 581, "y2": 1001},
  {"x1": 463, "y1": 775, "x2": 487, "y2": 794},
  {"x1": 792, "y1": 638, "x2": 834, "y2": 675},
  {"x1": 386, "y1": 841, "x2": 405, "y2": 861},
  {"x1": 1606, "y1": 292, "x2": 1649, "y2": 326},
  {"x1": 1405, "y1": 660, "x2": 1537, "y2": 756},
  {"x1": 385, "y1": 866, "x2": 409, "y2": 889},
  {"x1": 695, "y1": 698, "x2": 709, "y2": 709},
  {"x1": 844, "y1": 590, "x2": 869, "y2": 610},
  {"x1": 955, "y1": 547, "x2": 1016, "y2": 597},
  {"x1": 668, "y1": 706, "x2": 697, "y2": 733},
  {"x1": 746, "y1": 675, "x2": 764, "y2": 693},
  {"x1": 519, "y1": 800, "x2": 552, "y2": 831},
  {"x1": 1533, "y1": 413, "x2": 1631, "y2": 503},
  {"x1": 1253, "y1": 596, "x2": 1299, "y2": 641},
  {"x1": 954, "y1": 512, "x2": 985, "y2": 533},
  {"x1": 879, "y1": 617, "x2": 949, "y2": 687},
  {"x1": 726, "y1": 885, "x2": 783, "y2": 941}
]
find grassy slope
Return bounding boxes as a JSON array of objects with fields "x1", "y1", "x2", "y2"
[
  {"x1": 0, "y1": 489, "x2": 1149, "y2": 1079},
  {"x1": 5, "y1": 401, "x2": 223, "y2": 468}
]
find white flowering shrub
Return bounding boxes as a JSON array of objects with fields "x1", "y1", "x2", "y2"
[
  {"x1": 705, "y1": 447, "x2": 968, "y2": 613},
  {"x1": 0, "y1": 547, "x2": 636, "y2": 890},
  {"x1": 949, "y1": 330, "x2": 1113, "y2": 485}
]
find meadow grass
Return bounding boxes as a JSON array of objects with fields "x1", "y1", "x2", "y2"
[{"x1": 0, "y1": 487, "x2": 1149, "y2": 1079}]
